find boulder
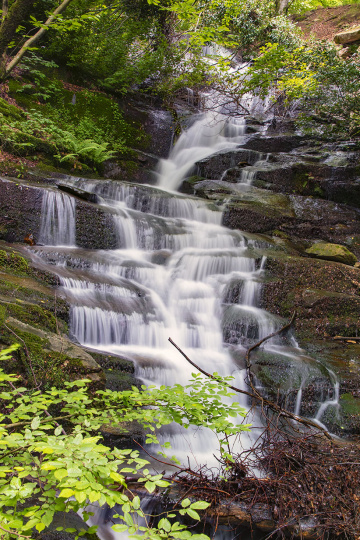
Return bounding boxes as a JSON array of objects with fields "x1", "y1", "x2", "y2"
[
  {"x1": 334, "y1": 26, "x2": 360, "y2": 44},
  {"x1": 305, "y1": 242, "x2": 357, "y2": 266}
]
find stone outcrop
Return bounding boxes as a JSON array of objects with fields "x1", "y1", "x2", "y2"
[
  {"x1": 334, "y1": 25, "x2": 360, "y2": 44},
  {"x1": 305, "y1": 242, "x2": 358, "y2": 266},
  {"x1": 0, "y1": 177, "x2": 118, "y2": 250}
]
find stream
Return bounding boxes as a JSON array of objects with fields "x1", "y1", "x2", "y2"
[{"x1": 27, "y1": 103, "x2": 340, "y2": 538}]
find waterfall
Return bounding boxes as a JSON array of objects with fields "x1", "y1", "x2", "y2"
[
  {"x1": 157, "y1": 112, "x2": 246, "y2": 191},
  {"x1": 39, "y1": 190, "x2": 76, "y2": 246},
  {"x1": 29, "y1": 109, "x2": 342, "y2": 540}
]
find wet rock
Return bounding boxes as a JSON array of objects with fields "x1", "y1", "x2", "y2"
[
  {"x1": 196, "y1": 149, "x2": 261, "y2": 179},
  {"x1": 151, "y1": 249, "x2": 172, "y2": 265},
  {"x1": 57, "y1": 183, "x2": 100, "y2": 204},
  {"x1": 75, "y1": 199, "x2": 118, "y2": 250},
  {"x1": 37, "y1": 510, "x2": 97, "y2": 540},
  {"x1": 253, "y1": 161, "x2": 360, "y2": 208},
  {"x1": 305, "y1": 242, "x2": 357, "y2": 266},
  {"x1": 0, "y1": 178, "x2": 119, "y2": 250},
  {"x1": 222, "y1": 187, "x2": 294, "y2": 234},
  {"x1": 100, "y1": 420, "x2": 144, "y2": 449},
  {"x1": 0, "y1": 177, "x2": 43, "y2": 242},
  {"x1": 242, "y1": 134, "x2": 307, "y2": 153}
]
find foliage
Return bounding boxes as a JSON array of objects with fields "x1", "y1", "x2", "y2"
[
  {"x1": 239, "y1": 40, "x2": 360, "y2": 138},
  {"x1": 0, "y1": 345, "x2": 250, "y2": 539},
  {"x1": 288, "y1": 0, "x2": 360, "y2": 15}
]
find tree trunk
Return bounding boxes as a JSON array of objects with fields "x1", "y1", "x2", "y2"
[
  {"x1": 2, "y1": 0, "x2": 8, "y2": 21},
  {"x1": 275, "y1": 0, "x2": 290, "y2": 14},
  {"x1": 0, "y1": 0, "x2": 37, "y2": 61},
  {"x1": 4, "y1": 0, "x2": 73, "y2": 78}
]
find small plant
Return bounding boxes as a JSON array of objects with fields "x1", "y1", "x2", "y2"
[{"x1": 0, "y1": 344, "x2": 250, "y2": 539}]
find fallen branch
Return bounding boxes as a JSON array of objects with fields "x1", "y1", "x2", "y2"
[
  {"x1": 169, "y1": 310, "x2": 332, "y2": 440},
  {"x1": 333, "y1": 336, "x2": 360, "y2": 342}
]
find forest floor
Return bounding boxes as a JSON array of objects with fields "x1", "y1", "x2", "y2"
[{"x1": 293, "y1": 3, "x2": 360, "y2": 40}]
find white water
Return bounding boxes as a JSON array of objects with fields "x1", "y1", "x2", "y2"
[
  {"x1": 39, "y1": 190, "x2": 76, "y2": 246},
  {"x1": 157, "y1": 112, "x2": 247, "y2": 191}
]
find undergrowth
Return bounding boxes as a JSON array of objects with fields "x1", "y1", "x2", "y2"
[{"x1": 0, "y1": 54, "x2": 146, "y2": 171}]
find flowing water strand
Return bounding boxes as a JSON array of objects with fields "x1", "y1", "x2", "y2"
[
  {"x1": 157, "y1": 112, "x2": 247, "y2": 191},
  {"x1": 39, "y1": 190, "x2": 76, "y2": 246}
]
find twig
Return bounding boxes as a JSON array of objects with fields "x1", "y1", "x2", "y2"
[
  {"x1": 169, "y1": 312, "x2": 333, "y2": 441},
  {"x1": 0, "y1": 525, "x2": 31, "y2": 538},
  {"x1": 132, "y1": 439, "x2": 202, "y2": 479}
]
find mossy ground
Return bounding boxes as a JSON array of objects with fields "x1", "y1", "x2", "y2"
[{"x1": 0, "y1": 64, "x2": 149, "y2": 178}]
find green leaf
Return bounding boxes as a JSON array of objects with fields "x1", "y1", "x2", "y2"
[
  {"x1": 31, "y1": 416, "x2": 41, "y2": 430},
  {"x1": 54, "y1": 469, "x2": 68, "y2": 481},
  {"x1": 112, "y1": 525, "x2": 128, "y2": 533},
  {"x1": 75, "y1": 491, "x2": 87, "y2": 504},
  {"x1": 186, "y1": 509, "x2": 200, "y2": 521},
  {"x1": 190, "y1": 501, "x2": 210, "y2": 510},
  {"x1": 89, "y1": 491, "x2": 100, "y2": 502},
  {"x1": 59, "y1": 488, "x2": 75, "y2": 499},
  {"x1": 181, "y1": 498, "x2": 191, "y2": 508},
  {"x1": 145, "y1": 481, "x2": 156, "y2": 493},
  {"x1": 158, "y1": 518, "x2": 171, "y2": 532}
]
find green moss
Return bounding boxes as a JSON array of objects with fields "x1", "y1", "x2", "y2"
[
  {"x1": 5, "y1": 302, "x2": 57, "y2": 333},
  {"x1": 0, "y1": 97, "x2": 25, "y2": 121},
  {"x1": 0, "y1": 326, "x2": 71, "y2": 389},
  {"x1": 0, "y1": 305, "x2": 6, "y2": 326},
  {"x1": 340, "y1": 393, "x2": 360, "y2": 416},
  {"x1": 0, "y1": 250, "x2": 29, "y2": 275}
]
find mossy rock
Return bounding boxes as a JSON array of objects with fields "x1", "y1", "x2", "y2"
[
  {"x1": 3, "y1": 301, "x2": 58, "y2": 333},
  {"x1": 0, "y1": 250, "x2": 29, "y2": 274},
  {"x1": 1, "y1": 318, "x2": 104, "y2": 390},
  {"x1": 0, "y1": 97, "x2": 26, "y2": 121},
  {"x1": 305, "y1": 242, "x2": 357, "y2": 266}
]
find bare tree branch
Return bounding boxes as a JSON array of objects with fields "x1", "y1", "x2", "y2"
[
  {"x1": 4, "y1": 0, "x2": 73, "y2": 78},
  {"x1": 168, "y1": 310, "x2": 333, "y2": 440}
]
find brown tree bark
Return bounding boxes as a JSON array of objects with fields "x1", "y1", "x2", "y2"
[
  {"x1": 275, "y1": 0, "x2": 290, "y2": 14},
  {"x1": 2, "y1": 0, "x2": 9, "y2": 22}
]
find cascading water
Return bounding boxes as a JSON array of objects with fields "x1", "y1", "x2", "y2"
[
  {"x1": 39, "y1": 190, "x2": 76, "y2": 246},
  {"x1": 156, "y1": 112, "x2": 247, "y2": 191},
  {"x1": 30, "y1": 90, "x2": 341, "y2": 538}
]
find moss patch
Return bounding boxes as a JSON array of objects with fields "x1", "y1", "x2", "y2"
[
  {"x1": 0, "y1": 250, "x2": 29, "y2": 275},
  {"x1": 4, "y1": 301, "x2": 58, "y2": 333}
]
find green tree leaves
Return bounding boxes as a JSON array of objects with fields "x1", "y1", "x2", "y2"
[{"x1": 0, "y1": 345, "x2": 250, "y2": 539}]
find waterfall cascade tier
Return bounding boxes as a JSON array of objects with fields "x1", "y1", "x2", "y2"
[{"x1": 30, "y1": 112, "x2": 339, "y2": 466}]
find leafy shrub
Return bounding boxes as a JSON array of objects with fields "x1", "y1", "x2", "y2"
[{"x1": 0, "y1": 345, "x2": 250, "y2": 539}]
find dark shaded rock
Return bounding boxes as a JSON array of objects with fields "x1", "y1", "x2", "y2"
[
  {"x1": 196, "y1": 149, "x2": 262, "y2": 179},
  {"x1": 57, "y1": 183, "x2": 100, "y2": 204},
  {"x1": 253, "y1": 161, "x2": 360, "y2": 208},
  {"x1": 0, "y1": 178, "x2": 43, "y2": 242},
  {"x1": 75, "y1": 199, "x2": 118, "y2": 250},
  {"x1": 242, "y1": 134, "x2": 307, "y2": 153},
  {"x1": 38, "y1": 511, "x2": 96, "y2": 540},
  {"x1": 262, "y1": 254, "x2": 360, "y2": 341},
  {"x1": 223, "y1": 203, "x2": 287, "y2": 233},
  {"x1": 0, "y1": 178, "x2": 118, "y2": 250}
]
